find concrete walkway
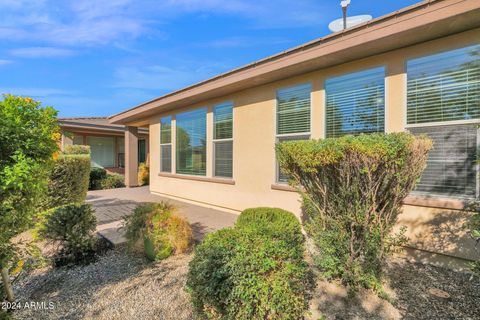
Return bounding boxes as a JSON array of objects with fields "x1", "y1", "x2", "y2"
[{"x1": 87, "y1": 186, "x2": 238, "y2": 245}]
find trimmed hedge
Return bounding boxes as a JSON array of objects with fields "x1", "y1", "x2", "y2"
[
  {"x1": 187, "y1": 207, "x2": 311, "y2": 320},
  {"x1": 63, "y1": 144, "x2": 90, "y2": 155},
  {"x1": 276, "y1": 132, "x2": 432, "y2": 291},
  {"x1": 41, "y1": 154, "x2": 90, "y2": 210},
  {"x1": 101, "y1": 173, "x2": 125, "y2": 189},
  {"x1": 89, "y1": 167, "x2": 107, "y2": 190}
]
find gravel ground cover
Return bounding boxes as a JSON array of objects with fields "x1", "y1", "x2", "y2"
[
  {"x1": 9, "y1": 249, "x2": 480, "y2": 320},
  {"x1": 11, "y1": 250, "x2": 195, "y2": 320}
]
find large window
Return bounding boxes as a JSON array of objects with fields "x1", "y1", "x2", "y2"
[
  {"x1": 87, "y1": 136, "x2": 115, "y2": 168},
  {"x1": 407, "y1": 44, "x2": 480, "y2": 198},
  {"x1": 160, "y1": 116, "x2": 172, "y2": 173},
  {"x1": 276, "y1": 83, "x2": 311, "y2": 183},
  {"x1": 176, "y1": 108, "x2": 207, "y2": 176},
  {"x1": 213, "y1": 102, "x2": 233, "y2": 178},
  {"x1": 325, "y1": 67, "x2": 385, "y2": 138}
]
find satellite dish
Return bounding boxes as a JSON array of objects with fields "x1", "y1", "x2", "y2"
[{"x1": 328, "y1": 15, "x2": 372, "y2": 33}]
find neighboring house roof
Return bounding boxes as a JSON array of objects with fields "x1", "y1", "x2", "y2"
[
  {"x1": 59, "y1": 117, "x2": 149, "y2": 135},
  {"x1": 109, "y1": 0, "x2": 480, "y2": 125}
]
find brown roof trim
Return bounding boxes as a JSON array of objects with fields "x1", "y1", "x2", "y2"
[
  {"x1": 109, "y1": 0, "x2": 480, "y2": 124},
  {"x1": 59, "y1": 120, "x2": 149, "y2": 135}
]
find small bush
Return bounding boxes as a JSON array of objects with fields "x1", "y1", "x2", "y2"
[
  {"x1": 89, "y1": 167, "x2": 107, "y2": 190},
  {"x1": 235, "y1": 207, "x2": 304, "y2": 247},
  {"x1": 101, "y1": 173, "x2": 125, "y2": 189},
  {"x1": 276, "y1": 133, "x2": 432, "y2": 291},
  {"x1": 124, "y1": 202, "x2": 193, "y2": 261},
  {"x1": 463, "y1": 201, "x2": 480, "y2": 276},
  {"x1": 138, "y1": 162, "x2": 149, "y2": 186},
  {"x1": 187, "y1": 207, "x2": 312, "y2": 320},
  {"x1": 41, "y1": 154, "x2": 90, "y2": 210},
  {"x1": 36, "y1": 204, "x2": 97, "y2": 265},
  {"x1": 64, "y1": 144, "x2": 90, "y2": 155}
]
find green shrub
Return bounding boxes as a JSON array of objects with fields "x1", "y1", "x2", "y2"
[
  {"x1": 101, "y1": 173, "x2": 125, "y2": 189},
  {"x1": 63, "y1": 144, "x2": 90, "y2": 155},
  {"x1": 138, "y1": 162, "x2": 149, "y2": 186},
  {"x1": 276, "y1": 133, "x2": 432, "y2": 291},
  {"x1": 89, "y1": 167, "x2": 107, "y2": 190},
  {"x1": 41, "y1": 154, "x2": 90, "y2": 210},
  {"x1": 187, "y1": 207, "x2": 311, "y2": 320},
  {"x1": 124, "y1": 202, "x2": 193, "y2": 261},
  {"x1": 36, "y1": 204, "x2": 97, "y2": 265},
  {"x1": 463, "y1": 201, "x2": 480, "y2": 276},
  {"x1": 235, "y1": 207, "x2": 304, "y2": 247}
]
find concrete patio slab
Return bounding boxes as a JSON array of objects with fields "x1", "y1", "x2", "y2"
[{"x1": 87, "y1": 186, "x2": 238, "y2": 246}]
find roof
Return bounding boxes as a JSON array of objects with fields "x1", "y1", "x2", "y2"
[
  {"x1": 109, "y1": 0, "x2": 480, "y2": 125},
  {"x1": 59, "y1": 117, "x2": 149, "y2": 134}
]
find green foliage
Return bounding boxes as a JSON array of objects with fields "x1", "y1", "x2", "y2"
[
  {"x1": 63, "y1": 144, "x2": 90, "y2": 155},
  {"x1": 36, "y1": 204, "x2": 97, "y2": 265},
  {"x1": 235, "y1": 207, "x2": 304, "y2": 247},
  {"x1": 101, "y1": 173, "x2": 125, "y2": 189},
  {"x1": 276, "y1": 133, "x2": 432, "y2": 291},
  {"x1": 138, "y1": 162, "x2": 149, "y2": 186},
  {"x1": 41, "y1": 154, "x2": 90, "y2": 210},
  {"x1": 124, "y1": 202, "x2": 193, "y2": 261},
  {"x1": 0, "y1": 95, "x2": 60, "y2": 268},
  {"x1": 187, "y1": 207, "x2": 312, "y2": 320},
  {"x1": 89, "y1": 167, "x2": 107, "y2": 190}
]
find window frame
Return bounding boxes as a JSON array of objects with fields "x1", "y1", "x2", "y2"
[
  {"x1": 324, "y1": 66, "x2": 386, "y2": 138},
  {"x1": 175, "y1": 107, "x2": 208, "y2": 177},
  {"x1": 275, "y1": 83, "x2": 312, "y2": 184},
  {"x1": 160, "y1": 116, "x2": 172, "y2": 173},
  {"x1": 212, "y1": 102, "x2": 234, "y2": 179},
  {"x1": 405, "y1": 45, "x2": 480, "y2": 199}
]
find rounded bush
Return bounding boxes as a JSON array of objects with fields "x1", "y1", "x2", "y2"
[
  {"x1": 187, "y1": 208, "x2": 311, "y2": 320},
  {"x1": 89, "y1": 167, "x2": 107, "y2": 190},
  {"x1": 236, "y1": 207, "x2": 304, "y2": 247},
  {"x1": 63, "y1": 144, "x2": 90, "y2": 155},
  {"x1": 124, "y1": 202, "x2": 193, "y2": 261},
  {"x1": 36, "y1": 203, "x2": 97, "y2": 265},
  {"x1": 101, "y1": 173, "x2": 125, "y2": 189}
]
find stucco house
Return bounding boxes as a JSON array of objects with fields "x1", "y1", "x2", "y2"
[
  {"x1": 109, "y1": 0, "x2": 480, "y2": 267},
  {"x1": 59, "y1": 117, "x2": 149, "y2": 173}
]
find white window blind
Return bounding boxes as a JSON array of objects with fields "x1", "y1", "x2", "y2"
[
  {"x1": 160, "y1": 116, "x2": 172, "y2": 173},
  {"x1": 325, "y1": 67, "x2": 385, "y2": 138},
  {"x1": 213, "y1": 103, "x2": 233, "y2": 178},
  {"x1": 276, "y1": 84, "x2": 311, "y2": 135},
  {"x1": 407, "y1": 44, "x2": 480, "y2": 125}
]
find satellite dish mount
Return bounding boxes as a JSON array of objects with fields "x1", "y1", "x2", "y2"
[{"x1": 341, "y1": 0, "x2": 351, "y2": 30}]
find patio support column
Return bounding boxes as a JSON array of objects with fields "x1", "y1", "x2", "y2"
[{"x1": 125, "y1": 126, "x2": 138, "y2": 187}]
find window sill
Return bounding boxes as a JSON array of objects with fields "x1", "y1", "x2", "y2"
[
  {"x1": 403, "y1": 195, "x2": 469, "y2": 210},
  {"x1": 271, "y1": 184, "x2": 297, "y2": 192},
  {"x1": 158, "y1": 172, "x2": 235, "y2": 185}
]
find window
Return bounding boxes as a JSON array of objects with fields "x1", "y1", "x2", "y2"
[
  {"x1": 276, "y1": 84, "x2": 311, "y2": 183},
  {"x1": 160, "y1": 116, "x2": 172, "y2": 173},
  {"x1": 213, "y1": 102, "x2": 233, "y2": 178},
  {"x1": 407, "y1": 44, "x2": 480, "y2": 198},
  {"x1": 325, "y1": 67, "x2": 385, "y2": 138},
  {"x1": 117, "y1": 137, "x2": 125, "y2": 168},
  {"x1": 87, "y1": 136, "x2": 115, "y2": 168},
  {"x1": 73, "y1": 135, "x2": 84, "y2": 145},
  {"x1": 176, "y1": 108, "x2": 207, "y2": 176}
]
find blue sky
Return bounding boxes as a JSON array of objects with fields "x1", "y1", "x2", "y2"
[{"x1": 0, "y1": 0, "x2": 421, "y2": 117}]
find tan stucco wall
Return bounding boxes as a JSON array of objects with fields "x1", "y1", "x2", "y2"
[{"x1": 140, "y1": 28, "x2": 480, "y2": 264}]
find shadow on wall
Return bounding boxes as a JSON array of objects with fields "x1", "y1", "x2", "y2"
[{"x1": 396, "y1": 205, "x2": 479, "y2": 270}]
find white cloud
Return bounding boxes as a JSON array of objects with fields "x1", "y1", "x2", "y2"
[
  {"x1": 10, "y1": 47, "x2": 75, "y2": 58},
  {"x1": 0, "y1": 59, "x2": 13, "y2": 66}
]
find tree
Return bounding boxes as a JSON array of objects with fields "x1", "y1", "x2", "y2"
[{"x1": 0, "y1": 95, "x2": 59, "y2": 301}]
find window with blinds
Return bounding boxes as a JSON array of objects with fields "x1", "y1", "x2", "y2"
[
  {"x1": 213, "y1": 102, "x2": 233, "y2": 178},
  {"x1": 407, "y1": 44, "x2": 480, "y2": 199},
  {"x1": 160, "y1": 116, "x2": 172, "y2": 173},
  {"x1": 276, "y1": 84, "x2": 311, "y2": 135},
  {"x1": 275, "y1": 84, "x2": 311, "y2": 183},
  {"x1": 407, "y1": 44, "x2": 480, "y2": 125},
  {"x1": 325, "y1": 67, "x2": 385, "y2": 138},
  {"x1": 176, "y1": 108, "x2": 207, "y2": 176},
  {"x1": 409, "y1": 125, "x2": 478, "y2": 198}
]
